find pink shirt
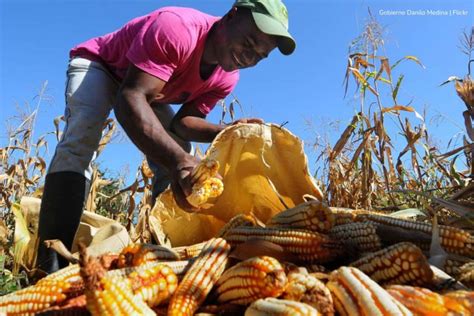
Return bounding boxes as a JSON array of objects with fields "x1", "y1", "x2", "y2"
[{"x1": 70, "y1": 7, "x2": 239, "y2": 115}]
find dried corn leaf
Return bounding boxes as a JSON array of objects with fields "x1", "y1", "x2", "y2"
[
  {"x1": 456, "y1": 78, "x2": 474, "y2": 109},
  {"x1": 429, "y1": 215, "x2": 448, "y2": 269},
  {"x1": 392, "y1": 74, "x2": 404, "y2": 101},
  {"x1": 12, "y1": 203, "x2": 30, "y2": 274},
  {"x1": 0, "y1": 220, "x2": 9, "y2": 250},
  {"x1": 392, "y1": 55, "x2": 425, "y2": 70},
  {"x1": 97, "y1": 118, "x2": 116, "y2": 155},
  {"x1": 382, "y1": 105, "x2": 415, "y2": 114},
  {"x1": 53, "y1": 115, "x2": 64, "y2": 141}
]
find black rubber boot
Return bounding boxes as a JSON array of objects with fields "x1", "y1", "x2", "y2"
[{"x1": 36, "y1": 171, "x2": 90, "y2": 273}]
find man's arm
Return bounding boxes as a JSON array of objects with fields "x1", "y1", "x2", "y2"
[
  {"x1": 114, "y1": 64, "x2": 198, "y2": 210},
  {"x1": 171, "y1": 103, "x2": 265, "y2": 143},
  {"x1": 171, "y1": 103, "x2": 225, "y2": 143}
]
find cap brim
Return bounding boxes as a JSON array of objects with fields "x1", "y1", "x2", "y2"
[{"x1": 251, "y1": 11, "x2": 296, "y2": 55}]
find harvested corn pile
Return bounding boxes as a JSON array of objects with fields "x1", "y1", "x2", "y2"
[{"x1": 2, "y1": 200, "x2": 473, "y2": 315}]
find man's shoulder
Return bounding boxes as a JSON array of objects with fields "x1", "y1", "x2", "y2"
[{"x1": 154, "y1": 6, "x2": 220, "y2": 26}]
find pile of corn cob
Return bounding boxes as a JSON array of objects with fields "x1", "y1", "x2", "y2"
[{"x1": 1, "y1": 200, "x2": 473, "y2": 315}]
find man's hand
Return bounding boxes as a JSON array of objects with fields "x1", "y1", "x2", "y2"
[
  {"x1": 169, "y1": 154, "x2": 201, "y2": 211},
  {"x1": 231, "y1": 117, "x2": 264, "y2": 125}
]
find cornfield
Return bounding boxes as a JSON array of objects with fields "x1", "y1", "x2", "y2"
[{"x1": 1, "y1": 13, "x2": 474, "y2": 316}]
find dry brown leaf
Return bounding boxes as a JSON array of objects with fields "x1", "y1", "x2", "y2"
[
  {"x1": 12, "y1": 203, "x2": 30, "y2": 274},
  {"x1": 463, "y1": 110, "x2": 474, "y2": 141},
  {"x1": 382, "y1": 105, "x2": 415, "y2": 114},
  {"x1": 330, "y1": 114, "x2": 360, "y2": 160},
  {"x1": 381, "y1": 57, "x2": 392, "y2": 80},
  {"x1": 0, "y1": 220, "x2": 9, "y2": 250},
  {"x1": 53, "y1": 115, "x2": 65, "y2": 141},
  {"x1": 97, "y1": 118, "x2": 116, "y2": 155},
  {"x1": 455, "y1": 78, "x2": 474, "y2": 109}
]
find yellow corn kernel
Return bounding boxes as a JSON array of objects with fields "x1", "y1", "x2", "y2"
[
  {"x1": 329, "y1": 222, "x2": 382, "y2": 253},
  {"x1": 117, "y1": 243, "x2": 180, "y2": 268},
  {"x1": 214, "y1": 256, "x2": 287, "y2": 305},
  {"x1": 282, "y1": 270, "x2": 334, "y2": 316},
  {"x1": 350, "y1": 242, "x2": 433, "y2": 286},
  {"x1": 267, "y1": 200, "x2": 335, "y2": 233},
  {"x1": 173, "y1": 241, "x2": 207, "y2": 260},
  {"x1": 168, "y1": 238, "x2": 231, "y2": 316},
  {"x1": 327, "y1": 267, "x2": 412, "y2": 316},
  {"x1": 443, "y1": 290, "x2": 474, "y2": 315},
  {"x1": 245, "y1": 298, "x2": 320, "y2": 316},
  {"x1": 224, "y1": 226, "x2": 343, "y2": 263},
  {"x1": 128, "y1": 264, "x2": 178, "y2": 307},
  {"x1": 386, "y1": 285, "x2": 447, "y2": 316},
  {"x1": 186, "y1": 159, "x2": 223, "y2": 208},
  {"x1": 0, "y1": 279, "x2": 71, "y2": 315},
  {"x1": 359, "y1": 213, "x2": 474, "y2": 257},
  {"x1": 217, "y1": 214, "x2": 261, "y2": 238}
]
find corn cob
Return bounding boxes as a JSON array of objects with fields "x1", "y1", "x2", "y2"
[
  {"x1": 79, "y1": 246, "x2": 155, "y2": 315},
  {"x1": 385, "y1": 285, "x2": 447, "y2": 316},
  {"x1": 282, "y1": 271, "x2": 334, "y2": 316},
  {"x1": 457, "y1": 262, "x2": 474, "y2": 289},
  {"x1": 86, "y1": 275, "x2": 155, "y2": 315},
  {"x1": 329, "y1": 222, "x2": 382, "y2": 253},
  {"x1": 443, "y1": 290, "x2": 474, "y2": 315},
  {"x1": 327, "y1": 266, "x2": 412, "y2": 316},
  {"x1": 187, "y1": 159, "x2": 224, "y2": 208},
  {"x1": 36, "y1": 295, "x2": 88, "y2": 316},
  {"x1": 304, "y1": 264, "x2": 328, "y2": 274},
  {"x1": 107, "y1": 259, "x2": 193, "y2": 280},
  {"x1": 116, "y1": 243, "x2": 180, "y2": 268},
  {"x1": 0, "y1": 252, "x2": 120, "y2": 315},
  {"x1": 329, "y1": 207, "x2": 379, "y2": 226},
  {"x1": 0, "y1": 278, "x2": 71, "y2": 315},
  {"x1": 245, "y1": 298, "x2": 320, "y2": 316},
  {"x1": 168, "y1": 238, "x2": 231, "y2": 316},
  {"x1": 330, "y1": 207, "x2": 357, "y2": 226},
  {"x1": 38, "y1": 253, "x2": 117, "y2": 287},
  {"x1": 267, "y1": 200, "x2": 335, "y2": 233},
  {"x1": 224, "y1": 226, "x2": 343, "y2": 263},
  {"x1": 217, "y1": 214, "x2": 261, "y2": 238},
  {"x1": 41, "y1": 264, "x2": 82, "y2": 284},
  {"x1": 283, "y1": 263, "x2": 308, "y2": 275},
  {"x1": 214, "y1": 256, "x2": 287, "y2": 304},
  {"x1": 173, "y1": 241, "x2": 207, "y2": 260},
  {"x1": 126, "y1": 263, "x2": 178, "y2": 307},
  {"x1": 197, "y1": 303, "x2": 246, "y2": 315},
  {"x1": 190, "y1": 158, "x2": 220, "y2": 184},
  {"x1": 350, "y1": 242, "x2": 433, "y2": 286},
  {"x1": 359, "y1": 213, "x2": 474, "y2": 257},
  {"x1": 444, "y1": 255, "x2": 472, "y2": 276},
  {"x1": 187, "y1": 177, "x2": 224, "y2": 207}
]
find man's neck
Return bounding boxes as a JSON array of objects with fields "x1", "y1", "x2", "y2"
[
  {"x1": 200, "y1": 23, "x2": 220, "y2": 80},
  {"x1": 202, "y1": 23, "x2": 219, "y2": 66}
]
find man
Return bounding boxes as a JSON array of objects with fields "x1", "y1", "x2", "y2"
[{"x1": 36, "y1": 0, "x2": 296, "y2": 273}]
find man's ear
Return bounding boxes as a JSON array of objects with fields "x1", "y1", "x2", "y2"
[{"x1": 225, "y1": 7, "x2": 238, "y2": 20}]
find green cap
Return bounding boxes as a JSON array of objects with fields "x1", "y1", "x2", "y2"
[{"x1": 233, "y1": 0, "x2": 296, "y2": 55}]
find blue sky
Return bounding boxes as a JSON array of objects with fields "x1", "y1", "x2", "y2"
[{"x1": 1, "y1": 0, "x2": 473, "y2": 182}]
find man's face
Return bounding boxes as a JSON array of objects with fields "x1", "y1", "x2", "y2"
[{"x1": 216, "y1": 8, "x2": 278, "y2": 72}]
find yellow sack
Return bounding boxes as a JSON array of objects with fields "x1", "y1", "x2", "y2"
[
  {"x1": 15, "y1": 197, "x2": 130, "y2": 271},
  {"x1": 150, "y1": 123, "x2": 323, "y2": 246}
]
